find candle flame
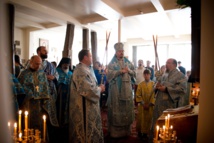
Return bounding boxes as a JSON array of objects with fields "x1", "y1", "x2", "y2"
[
  {"x1": 156, "y1": 125, "x2": 159, "y2": 130},
  {"x1": 19, "y1": 132, "x2": 22, "y2": 138},
  {"x1": 14, "y1": 122, "x2": 17, "y2": 128},
  {"x1": 168, "y1": 114, "x2": 170, "y2": 118},
  {"x1": 43, "y1": 115, "x2": 46, "y2": 120},
  {"x1": 170, "y1": 125, "x2": 173, "y2": 129},
  {"x1": 19, "y1": 110, "x2": 22, "y2": 115},
  {"x1": 24, "y1": 111, "x2": 28, "y2": 116},
  {"x1": 8, "y1": 122, "x2": 10, "y2": 126},
  {"x1": 163, "y1": 125, "x2": 165, "y2": 130}
]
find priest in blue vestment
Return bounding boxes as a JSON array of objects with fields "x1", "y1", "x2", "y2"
[{"x1": 18, "y1": 55, "x2": 51, "y2": 134}]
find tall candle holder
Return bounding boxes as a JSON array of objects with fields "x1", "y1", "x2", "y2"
[
  {"x1": 153, "y1": 114, "x2": 178, "y2": 143},
  {"x1": 8, "y1": 111, "x2": 46, "y2": 143}
]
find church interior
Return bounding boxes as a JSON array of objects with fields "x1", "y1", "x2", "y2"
[{"x1": 0, "y1": 0, "x2": 214, "y2": 142}]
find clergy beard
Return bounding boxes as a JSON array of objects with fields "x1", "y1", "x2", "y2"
[
  {"x1": 63, "y1": 68, "x2": 69, "y2": 74},
  {"x1": 40, "y1": 54, "x2": 48, "y2": 59}
]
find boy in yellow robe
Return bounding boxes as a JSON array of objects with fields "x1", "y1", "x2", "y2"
[{"x1": 136, "y1": 69, "x2": 155, "y2": 139}]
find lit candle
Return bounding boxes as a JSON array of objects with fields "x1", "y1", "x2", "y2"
[
  {"x1": 196, "y1": 88, "x2": 200, "y2": 96},
  {"x1": 8, "y1": 122, "x2": 11, "y2": 135},
  {"x1": 163, "y1": 125, "x2": 166, "y2": 133},
  {"x1": 192, "y1": 90, "x2": 195, "y2": 96},
  {"x1": 24, "y1": 111, "x2": 28, "y2": 138},
  {"x1": 168, "y1": 114, "x2": 170, "y2": 129},
  {"x1": 165, "y1": 116, "x2": 168, "y2": 128},
  {"x1": 14, "y1": 122, "x2": 17, "y2": 137},
  {"x1": 155, "y1": 125, "x2": 159, "y2": 143},
  {"x1": 18, "y1": 132, "x2": 22, "y2": 141},
  {"x1": 43, "y1": 115, "x2": 46, "y2": 142},
  {"x1": 18, "y1": 110, "x2": 22, "y2": 133},
  {"x1": 24, "y1": 111, "x2": 28, "y2": 130}
]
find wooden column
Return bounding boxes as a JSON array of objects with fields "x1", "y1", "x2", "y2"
[
  {"x1": 82, "y1": 28, "x2": 89, "y2": 49},
  {"x1": 63, "y1": 23, "x2": 75, "y2": 66},
  {"x1": 132, "y1": 46, "x2": 137, "y2": 68},
  {"x1": 189, "y1": 0, "x2": 201, "y2": 82},
  {"x1": 118, "y1": 19, "x2": 121, "y2": 42},
  {"x1": 91, "y1": 31, "x2": 97, "y2": 67},
  {"x1": 5, "y1": 4, "x2": 15, "y2": 74}
]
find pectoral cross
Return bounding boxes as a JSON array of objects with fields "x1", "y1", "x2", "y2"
[{"x1": 35, "y1": 86, "x2": 39, "y2": 92}]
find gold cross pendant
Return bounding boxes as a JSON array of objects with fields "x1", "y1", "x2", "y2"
[{"x1": 35, "y1": 86, "x2": 39, "y2": 92}]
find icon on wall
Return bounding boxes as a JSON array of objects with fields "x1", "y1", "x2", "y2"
[
  {"x1": 39, "y1": 38, "x2": 49, "y2": 51},
  {"x1": 15, "y1": 48, "x2": 21, "y2": 55}
]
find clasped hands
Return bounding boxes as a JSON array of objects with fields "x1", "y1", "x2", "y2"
[
  {"x1": 155, "y1": 82, "x2": 167, "y2": 92},
  {"x1": 120, "y1": 67, "x2": 129, "y2": 74}
]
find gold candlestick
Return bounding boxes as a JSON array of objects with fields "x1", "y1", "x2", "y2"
[{"x1": 18, "y1": 110, "x2": 22, "y2": 133}]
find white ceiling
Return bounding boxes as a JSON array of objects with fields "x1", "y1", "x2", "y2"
[{"x1": 8, "y1": 0, "x2": 191, "y2": 41}]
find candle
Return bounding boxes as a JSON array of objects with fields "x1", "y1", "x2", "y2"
[
  {"x1": 8, "y1": 122, "x2": 11, "y2": 135},
  {"x1": 165, "y1": 116, "x2": 168, "y2": 129},
  {"x1": 167, "y1": 114, "x2": 170, "y2": 129},
  {"x1": 155, "y1": 125, "x2": 159, "y2": 143},
  {"x1": 18, "y1": 132, "x2": 22, "y2": 141},
  {"x1": 24, "y1": 111, "x2": 28, "y2": 138},
  {"x1": 14, "y1": 122, "x2": 17, "y2": 137},
  {"x1": 170, "y1": 125, "x2": 173, "y2": 130},
  {"x1": 18, "y1": 110, "x2": 22, "y2": 133},
  {"x1": 196, "y1": 88, "x2": 200, "y2": 96},
  {"x1": 43, "y1": 115, "x2": 46, "y2": 142},
  {"x1": 24, "y1": 111, "x2": 28, "y2": 130},
  {"x1": 192, "y1": 90, "x2": 195, "y2": 96}
]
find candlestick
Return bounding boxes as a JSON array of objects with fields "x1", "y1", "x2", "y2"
[
  {"x1": 155, "y1": 125, "x2": 159, "y2": 143},
  {"x1": 18, "y1": 110, "x2": 22, "y2": 133},
  {"x1": 14, "y1": 122, "x2": 17, "y2": 137},
  {"x1": 43, "y1": 115, "x2": 46, "y2": 142}
]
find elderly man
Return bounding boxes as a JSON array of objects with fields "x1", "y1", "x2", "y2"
[
  {"x1": 69, "y1": 49, "x2": 105, "y2": 143},
  {"x1": 149, "y1": 58, "x2": 187, "y2": 142},
  {"x1": 107, "y1": 42, "x2": 136, "y2": 138},
  {"x1": 18, "y1": 55, "x2": 50, "y2": 132}
]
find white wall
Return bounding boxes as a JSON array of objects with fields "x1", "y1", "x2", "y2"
[{"x1": 14, "y1": 27, "x2": 26, "y2": 63}]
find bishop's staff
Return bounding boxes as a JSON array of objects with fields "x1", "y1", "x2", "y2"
[
  {"x1": 101, "y1": 31, "x2": 111, "y2": 84},
  {"x1": 153, "y1": 35, "x2": 160, "y2": 71}
]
